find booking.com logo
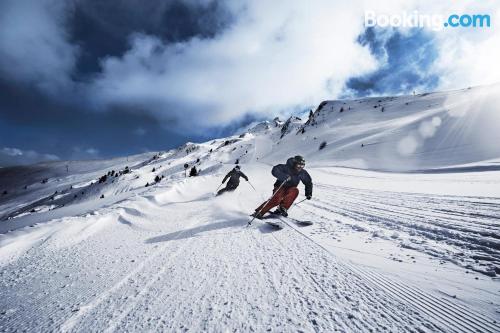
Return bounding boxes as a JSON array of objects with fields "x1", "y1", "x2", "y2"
[{"x1": 365, "y1": 11, "x2": 491, "y2": 31}]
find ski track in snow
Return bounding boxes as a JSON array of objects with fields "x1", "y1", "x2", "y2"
[
  {"x1": 279, "y1": 217, "x2": 500, "y2": 333},
  {"x1": 1, "y1": 179, "x2": 499, "y2": 332},
  {"x1": 301, "y1": 180, "x2": 500, "y2": 274}
]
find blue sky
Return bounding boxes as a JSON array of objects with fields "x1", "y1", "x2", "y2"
[
  {"x1": 344, "y1": 27, "x2": 440, "y2": 97},
  {"x1": 0, "y1": 0, "x2": 498, "y2": 166}
]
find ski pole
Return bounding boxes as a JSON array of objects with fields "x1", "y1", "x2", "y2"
[
  {"x1": 214, "y1": 183, "x2": 224, "y2": 195},
  {"x1": 288, "y1": 198, "x2": 307, "y2": 212},
  {"x1": 295, "y1": 198, "x2": 307, "y2": 206},
  {"x1": 248, "y1": 177, "x2": 290, "y2": 226},
  {"x1": 247, "y1": 180, "x2": 257, "y2": 192}
]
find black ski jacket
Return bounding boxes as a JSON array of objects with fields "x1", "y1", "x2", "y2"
[
  {"x1": 189, "y1": 166, "x2": 198, "y2": 177},
  {"x1": 272, "y1": 157, "x2": 313, "y2": 197},
  {"x1": 222, "y1": 168, "x2": 248, "y2": 188}
]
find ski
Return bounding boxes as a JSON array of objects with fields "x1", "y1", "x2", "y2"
[
  {"x1": 267, "y1": 214, "x2": 314, "y2": 228},
  {"x1": 291, "y1": 218, "x2": 314, "y2": 226},
  {"x1": 264, "y1": 214, "x2": 285, "y2": 229},
  {"x1": 248, "y1": 212, "x2": 314, "y2": 229}
]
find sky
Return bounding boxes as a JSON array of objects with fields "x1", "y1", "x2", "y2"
[{"x1": 1, "y1": 0, "x2": 499, "y2": 166}]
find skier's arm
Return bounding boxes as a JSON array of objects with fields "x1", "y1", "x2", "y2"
[
  {"x1": 271, "y1": 164, "x2": 290, "y2": 182},
  {"x1": 301, "y1": 171, "x2": 313, "y2": 198},
  {"x1": 240, "y1": 171, "x2": 249, "y2": 181},
  {"x1": 222, "y1": 172, "x2": 231, "y2": 183}
]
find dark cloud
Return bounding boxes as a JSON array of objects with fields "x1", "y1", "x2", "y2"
[
  {"x1": 344, "y1": 27, "x2": 440, "y2": 97},
  {"x1": 70, "y1": 0, "x2": 232, "y2": 76},
  {"x1": 0, "y1": 0, "x2": 236, "y2": 166},
  {"x1": 0, "y1": 77, "x2": 205, "y2": 166},
  {"x1": 0, "y1": 0, "x2": 77, "y2": 94}
]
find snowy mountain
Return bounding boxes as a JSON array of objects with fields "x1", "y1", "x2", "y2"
[{"x1": 1, "y1": 84, "x2": 499, "y2": 332}]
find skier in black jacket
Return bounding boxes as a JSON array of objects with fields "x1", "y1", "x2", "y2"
[
  {"x1": 253, "y1": 155, "x2": 312, "y2": 218},
  {"x1": 217, "y1": 166, "x2": 249, "y2": 196},
  {"x1": 189, "y1": 166, "x2": 198, "y2": 177}
]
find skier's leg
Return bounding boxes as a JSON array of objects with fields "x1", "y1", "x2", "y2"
[
  {"x1": 216, "y1": 187, "x2": 227, "y2": 196},
  {"x1": 255, "y1": 187, "x2": 275, "y2": 211},
  {"x1": 280, "y1": 187, "x2": 299, "y2": 209},
  {"x1": 255, "y1": 187, "x2": 285, "y2": 215},
  {"x1": 227, "y1": 184, "x2": 238, "y2": 192}
]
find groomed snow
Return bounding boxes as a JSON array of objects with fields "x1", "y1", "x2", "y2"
[{"x1": 1, "y1": 84, "x2": 499, "y2": 332}]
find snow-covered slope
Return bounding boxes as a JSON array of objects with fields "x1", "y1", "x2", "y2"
[
  {"x1": 1, "y1": 84, "x2": 499, "y2": 332},
  {"x1": 261, "y1": 83, "x2": 500, "y2": 171}
]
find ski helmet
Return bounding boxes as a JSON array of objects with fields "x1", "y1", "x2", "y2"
[
  {"x1": 234, "y1": 165, "x2": 241, "y2": 170},
  {"x1": 293, "y1": 155, "x2": 306, "y2": 166}
]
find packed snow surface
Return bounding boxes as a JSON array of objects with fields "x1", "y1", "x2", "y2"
[{"x1": 1, "y1": 84, "x2": 499, "y2": 332}]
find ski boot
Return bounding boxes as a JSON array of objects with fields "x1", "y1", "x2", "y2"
[{"x1": 273, "y1": 206, "x2": 288, "y2": 217}]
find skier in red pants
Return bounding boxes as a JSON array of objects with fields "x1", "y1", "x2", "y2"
[{"x1": 253, "y1": 155, "x2": 312, "y2": 219}]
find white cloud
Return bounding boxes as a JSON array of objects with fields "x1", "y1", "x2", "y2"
[
  {"x1": 134, "y1": 127, "x2": 147, "y2": 136},
  {"x1": 0, "y1": 147, "x2": 59, "y2": 166},
  {"x1": 1, "y1": 147, "x2": 23, "y2": 156},
  {"x1": 85, "y1": 148, "x2": 99, "y2": 155},
  {"x1": 398, "y1": 0, "x2": 500, "y2": 90},
  {"x1": 70, "y1": 147, "x2": 100, "y2": 160},
  {"x1": 432, "y1": 10, "x2": 500, "y2": 89},
  {"x1": 88, "y1": 0, "x2": 379, "y2": 131}
]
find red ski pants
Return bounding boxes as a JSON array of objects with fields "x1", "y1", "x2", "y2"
[{"x1": 255, "y1": 186, "x2": 299, "y2": 215}]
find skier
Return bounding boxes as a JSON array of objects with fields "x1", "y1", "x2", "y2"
[
  {"x1": 217, "y1": 165, "x2": 249, "y2": 196},
  {"x1": 189, "y1": 166, "x2": 198, "y2": 177},
  {"x1": 252, "y1": 155, "x2": 312, "y2": 219}
]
